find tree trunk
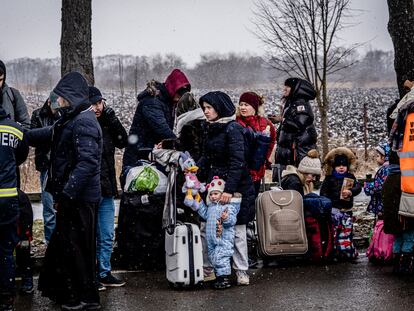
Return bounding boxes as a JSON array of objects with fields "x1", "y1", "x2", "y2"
[
  {"x1": 61, "y1": 0, "x2": 94, "y2": 85},
  {"x1": 316, "y1": 92, "x2": 329, "y2": 160},
  {"x1": 387, "y1": 0, "x2": 414, "y2": 97}
]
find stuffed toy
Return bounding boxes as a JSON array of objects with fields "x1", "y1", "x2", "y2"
[{"x1": 179, "y1": 151, "x2": 206, "y2": 206}]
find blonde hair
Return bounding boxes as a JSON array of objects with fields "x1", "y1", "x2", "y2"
[{"x1": 236, "y1": 101, "x2": 266, "y2": 117}]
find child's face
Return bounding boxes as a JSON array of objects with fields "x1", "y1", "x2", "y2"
[
  {"x1": 376, "y1": 152, "x2": 385, "y2": 165},
  {"x1": 209, "y1": 190, "x2": 222, "y2": 202},
  {"x1": 335, "y1": 165, "x2": 348, "y2": 174}
]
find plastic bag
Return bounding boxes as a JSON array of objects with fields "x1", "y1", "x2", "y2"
[
  {"x1": 134, "y1": 166, "x2": 159, "y2": 192},
  {"x1": 125, "y1": 164, "x2": 167, "y2": 194}
]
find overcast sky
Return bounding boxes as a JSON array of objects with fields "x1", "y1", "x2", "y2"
[{"x1": 0, "y1": 0, "x2": 392, "y2": 67}]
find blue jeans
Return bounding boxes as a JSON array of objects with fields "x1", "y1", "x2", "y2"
[
  {"x1": 0, "y1": 222, "x2": 19, "y2": 298},
  {"x1": 96, "y1": 197, "x2": 115, "y2": 278},
  {"x1": 40, "y1": 170, "x2": 55, "y2": 242}
]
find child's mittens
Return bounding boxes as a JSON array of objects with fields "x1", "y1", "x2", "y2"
[{"x1": 184, "y1": 196, "x2": 200, "y2": 211}]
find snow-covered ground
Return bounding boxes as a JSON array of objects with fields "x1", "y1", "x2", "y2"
[{"x1": 24, "y1": 87, "x2": 398, "y2": 150}]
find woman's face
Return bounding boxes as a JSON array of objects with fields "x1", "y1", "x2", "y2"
[
  {"x1": 203, "y1": 102, "x2": 218, "y2": 121},
  {"x1": 303, "y1": 173, "x2": 316, "y2": 185},
  {"x1": 283, "y1": 85, "x2": 291, "y2": 97},
  {"x1": 239, "y1": 102, "x2": 256, "y2": 117}
]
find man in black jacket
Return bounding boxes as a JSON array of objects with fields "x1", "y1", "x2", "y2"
[
  {"x1": 0, "y1": 60, "x2": 30, "y2": 130},
  {"x1": 0, "y1": 106, "x2": 29, "y2": 311},
  {"x1": 123, "y1": 68, "x2": 191, "y2": 167},
  {"x1": 27, "y1": 72, "x2": 102, "y2": 310},
  {"x1": 30, "y1": 98, "x2": 57, "y2": 243},
  {"x1": 89, "y1": 86, "x2": 127, "y2": 290}
]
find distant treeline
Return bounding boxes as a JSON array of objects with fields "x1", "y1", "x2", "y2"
[{"x1": 5, "y1": 50, "x2": 395, "y2": 92}]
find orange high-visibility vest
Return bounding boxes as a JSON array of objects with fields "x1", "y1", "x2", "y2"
[{"x1": 400, "y1": 112, "x2": 414, "y2": 193}]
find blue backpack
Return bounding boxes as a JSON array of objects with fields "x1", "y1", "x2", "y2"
[{"x1": 303, "y1": 193, "x2": 332, "y2": 218}]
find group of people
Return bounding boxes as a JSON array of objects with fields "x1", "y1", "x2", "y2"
[{"x1": 0, "y1": 59, "x2": 413, "y2": 310}]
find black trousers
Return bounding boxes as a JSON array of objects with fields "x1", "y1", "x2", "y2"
[{"x1": 38, "y1": 199, "x2": 99, "y2": 304}]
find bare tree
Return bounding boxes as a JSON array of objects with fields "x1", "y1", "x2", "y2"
[
  {"x1": 118, "y1": 57, "x2": 124, "y2": 97},
  {"x1": 387, "y1": 0, "x2": 414, "y2": 97},
  {"x1": 252, "y1": 0, "x2": 359, "y2": 157},
  {"x1": 61, "y1": 0, "x2": 94, "y2": 85}
]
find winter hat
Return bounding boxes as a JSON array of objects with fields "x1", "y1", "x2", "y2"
[
  {"x1": 375, "y1": 142, "x2": 390, "y2": 162},
  {"x1": 207, "y1": 176, "x2": 226, "y2": 195},
  {"x1": 199, "y1": 91, "x2": 235, "y2": 118},
  {"x1": 333, "y1": 154, "x2": 349, "y2": 168},
  {"x1": 239, "y1": 92, "x2": 263, "y2": 113},
  {"x1": 89, "y1": 86, "x2": 106, "y2": 104},
  {"x1": 298, "y1": 149, "x2": 322, "y2": 175},
  {"x1": 164, "y1": 69, "x2": 191, "y2": 99}
]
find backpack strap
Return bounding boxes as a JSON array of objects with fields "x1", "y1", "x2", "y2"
[{"x1": 6, "y1": 87, "x2": 16, "y2": 109}]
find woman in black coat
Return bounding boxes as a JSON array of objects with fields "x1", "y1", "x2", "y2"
[
  {"x1": 274, "y1": 78, "x2": 317, "y2": 181},
  {"x1": 197, "y1": 91, "x2": 255, "y2": 286}
]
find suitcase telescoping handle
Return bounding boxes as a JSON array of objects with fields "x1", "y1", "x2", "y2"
[{"x1": 165, "y1": 164, "x2": 177, "y2": 235}]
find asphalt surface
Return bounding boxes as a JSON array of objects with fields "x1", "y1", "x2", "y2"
[{"x1": 14, "y1": 255, "x2": 414, "y2": 311}]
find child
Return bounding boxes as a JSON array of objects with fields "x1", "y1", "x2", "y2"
[
  {"x1": 184, "y1": 176, "x2": 240, "y2": 289},
  {"x1": 364, "y1": 142, "x2": 390, "y2": 218},
  {"x1": 320, "y1": 147, "x2": 362, "y2": 260},
  {"x1": 364, "y1": 143, "x2": 395, "y2": 264}
]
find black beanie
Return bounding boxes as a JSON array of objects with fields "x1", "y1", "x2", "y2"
[
  {"x1": 333, "y1": 154, "x2": 349, "y2": 168},
  {"x1": 199, "y1": 91, "x2": 235, "y2": 118}
]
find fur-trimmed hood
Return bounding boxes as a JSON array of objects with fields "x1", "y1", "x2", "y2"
[{"x1": 323, "y1": 147, "x2": 357, "y2": 175}]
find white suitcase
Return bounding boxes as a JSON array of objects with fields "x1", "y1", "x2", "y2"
[
  {"x1": 165, "y1": 223, "x2": 204, "y2": 287},
  {"x1": 163, "y1": 163, "x2": 203, "y2": 287}
]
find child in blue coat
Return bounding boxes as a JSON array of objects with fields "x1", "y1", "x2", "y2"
[{"x1": 184, "y1": 176, "x2": 240, "y2": 289}]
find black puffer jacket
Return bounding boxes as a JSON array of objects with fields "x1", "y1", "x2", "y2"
[
  {"x1": 320, "y1": 173, "x2": 361, "y2": 211},
  {"x1": 30, "y1": 100, "x2": 56, "y2": 172},
  {"x1": 123, "y1": 84, "x2": 176, "y2": 167},
  {"x1": 27, "y1": 72, "x2": 103, "y2": 203},
  {"x1": 98, "y1": 107, "x2": 127, "y2": 197},
  {"x1": 197, "y1": 92, "x2": 255, "y2": 225},
  {"x1": 275, "y1": 79, "x2": 317, "y2": 166}
]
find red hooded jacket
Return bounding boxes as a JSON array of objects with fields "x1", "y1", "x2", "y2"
[{"x1": 164, "y1": 69, "x2": 190, "y2": 99}]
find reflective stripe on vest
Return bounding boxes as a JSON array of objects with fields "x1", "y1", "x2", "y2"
[
  {"x1": 0, "y1": 125, "x2": 23, "y2": 140},
  {"x1": 400, "y1": 112, "x2": 414, "y2": 193},
  {"x1": 0, "y1": 187, "x2": 18, "y2": 198}
]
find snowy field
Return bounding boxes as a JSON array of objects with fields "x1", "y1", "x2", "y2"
[{"x1": 23, "y1": 87, "x2": 398, "y2": 150}]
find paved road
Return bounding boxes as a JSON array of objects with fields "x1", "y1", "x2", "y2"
[{"x1": 15, "y1": 255, "x2": 414, "y2": 311}]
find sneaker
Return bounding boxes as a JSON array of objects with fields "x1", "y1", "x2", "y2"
[
  {"x1": 214, "y1": 276, "x2": 231, "y2": 289},
  {"x1": 61, "y1": 301, "x2": 83, "y2": 311},
  {"x1": 97, "y1": 283, "x2": 106, "y2": 292},
  {"x1": 81, "y1": 301, "x2": 102, "y2": 310},
  {"x1": 236, "y1": 270, "x2": 250, "y2": 286},
  {"x1": 203, "y1": 267, "x2": 216, "y2": 282},
  {"x1": 99, "y1": 273, "x2": 126, "y2": 287},
  {"x1": 20, "y1": 276, "x2": 34, "y2": 294}
]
